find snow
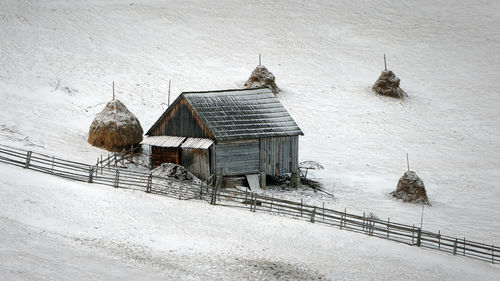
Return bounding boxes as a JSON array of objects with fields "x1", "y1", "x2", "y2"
[
  {"x1": 1, "y1": 165, "x2": 498, "y2": 280},
  {"x1": 1, "y1": 0, "x2": 500, "y2": 279},
  {"x1": 92, "y1": 99, "x2": 141, "y2": 129}
]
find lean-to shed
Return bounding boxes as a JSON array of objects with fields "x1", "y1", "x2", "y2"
[{"x1": 143, "y1": 87, "x2": 303, "y2": 185}]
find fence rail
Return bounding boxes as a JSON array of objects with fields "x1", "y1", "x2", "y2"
[{"x1": 0, "y1": 144, "x2": 498, "y2": 264}]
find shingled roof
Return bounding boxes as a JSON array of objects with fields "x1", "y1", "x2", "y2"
[{"x1": 147, "y1": 87, "x2": 303, "y2": 141}]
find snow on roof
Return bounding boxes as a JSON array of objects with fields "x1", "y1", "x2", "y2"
[
  {"x1": 182, "y1": 88, "x2": 303, "y2": 141},
  {"x1": 142, "y1": 136, "x2": 213, "y2": 149},
  {"x1": 141, "y1": 136, "x2": 186, "y2": 147},
  {"x1": 180, "y1": 138, "x2": 214, "y2": 149}
]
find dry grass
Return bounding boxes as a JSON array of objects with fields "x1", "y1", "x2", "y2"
[{"x1": 88, "y1": 99, "x2": 143, "y2": 152}]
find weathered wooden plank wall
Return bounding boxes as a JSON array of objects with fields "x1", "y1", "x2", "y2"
[
  {"x1": 260, "y1": 136, "x2": 298, "y2": 175},
  {"x1": 151, "y1": 146, "x2": 180, "y2": 168},
  {"x1": 215, "y1": 139, "x2": 260, "y2": 176},
  {"x1": 149, "y1": 99, "x2": 213, "y2": 138},
  {"x1": 181, "y1": 148, "x2": 210, "y2": 180}
]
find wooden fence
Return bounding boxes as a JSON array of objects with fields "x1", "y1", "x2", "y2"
[
  {"x1": 0, "y1": 144, "x2": 498, "y2": 264},
  {"x1": 0, "y1": 145, "x2": 205, "y2": 200}
]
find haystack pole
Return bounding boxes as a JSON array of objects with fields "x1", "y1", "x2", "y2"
[
  {"x1": 88, "y1": 85, "x2": 144, "y2": 152},
  {"x1": 244, "y1": 58, "x2": 280, "y2": 95},
  {"x1": 372, "y1": 55, "x2": 407, "y2": 99},
  {"x1": 168, "y1": 79, "x2": 171, "y2": 106}
]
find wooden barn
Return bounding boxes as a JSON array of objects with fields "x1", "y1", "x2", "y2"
[{"x1": 143, "y1": 87, "x2": 303, "y2": 187}]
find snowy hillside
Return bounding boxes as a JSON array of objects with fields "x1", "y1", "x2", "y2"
[
  {"x1": 1, "y1": 165, "x2": 499, "y2": 280},
  {"x1": 1, "y1": 0, "x2": 500, "y2": 279}
]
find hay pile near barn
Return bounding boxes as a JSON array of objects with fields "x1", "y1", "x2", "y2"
[
  {"x1": 391, "y1": 171, "x2": 431, "y2": 205},
  {"x1": 244, "y1": 65, "x2": 280, "y2": 94},
  {"x1": 88, "y1": 99, "x2": 143, "y2": 152},
  {"x1": 372, "y1": 70, "x2": 407, "y2": 98},
  {"x1": 152, "y1": 162, "x2": 200, "y2": 183}
]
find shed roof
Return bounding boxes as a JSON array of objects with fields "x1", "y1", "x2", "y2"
[
  {"x1": 180, "y1": 87, "x2": 303, "y2": 141},
  {"x1": 141, "y1": 136, "x2": 214, "y2": 149},
  {"x1": 141, "y1": 136, "x2": 186, "y2": 147},
  {"x1": 181, "y1": 138, "x2": 214, "y2": 149}
]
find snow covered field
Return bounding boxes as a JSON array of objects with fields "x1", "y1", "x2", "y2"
[
  {"x1": 1, "y1": 0, "x2": 500, "y2": 279},
  {"x1": 1, "y1": 165, "x2": 499, "y2": 280}
]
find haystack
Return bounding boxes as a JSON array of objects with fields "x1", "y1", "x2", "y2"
[
  {"x1": 372, "y1": 70, "x2": 407, "y2": 98},
  {"x1": 88, "y1": 99, "x2": 143, "y2": 152},
  {"x1": 390, "y1": 171, "x2": 431, "y2": 205},
  {"x1": 244, "y1": 65, "x2": 280, "y2": 94}
]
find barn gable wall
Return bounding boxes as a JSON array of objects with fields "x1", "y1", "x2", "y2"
[
  {"x1": 260, "y1": 136, "x2": 298, "y2": 176},
  {"x1": 148, "y1": 98, "x2": 213, "y2": 139}
]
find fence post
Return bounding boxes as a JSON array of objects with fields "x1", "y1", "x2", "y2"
[
  {"x1": 387, "y1": 218, "x2": 390, "y2": 238},
  {"x1": 412, "y1": 225, "x2": 415, "y2": 244},
  {"x1": 94, "y1": 158, "x2": 99, "y2": 179},
  {"x1": 24, "y1": 151, "x2": 32, "y2": 169},
  {"x1": 417, "y1": 228, "x2": 422, "y2": 247},
  {"x1": 247, "y1": 192, "x2": 252, "y2": 211},
  {"x1": 310, "y1": 206, "x2": 316, "y2": 223},
  {"x1": 270, "y1": 194, "x2": 274, "y2": 212},
  {"x1": 438, "y1": 230, "x2": 441, "y2": 249},
  {"x1": 211, "y1": 185, "x2": 218, "y2": 205},
  {"x1": 300, "y1": 199, "x2": 303, "y2": 217},
  {"x1": 214, "y1": 186, "x2": 218, "y2": 205},
  {"x1": 344, "y1": 208, "x2": 347, "y2": 227},
  {"x1": 340, "y1": 212, "x2": 343, "y2": 230},
  {"x1": 252, "y1": 193, "x2": 257, "y2": 212},
  {"x1": 51, "y1": 155, "x2": 55, "y2": 174},
  {"x1": 114, "y1": 170, "x2": 119, "y2": 188},
  {"x1": 146, "y1": 173, "x2": 152, "y2": 193},
  {"x1": 453, "y1": 238, "x2": 458, "y2": 255},
  {"x1": 493, "y1": 245, "x2": 495, "y2": 264},
  {"x1": 209, "y1": 187, "x2": 214, "y2": 205},
  {"x1": 322, "y1": 202, "x2": 325, "y2": 221},
  {"x1": 88, "y1": 166, "x2": 94, "y2": 183},
  {"x1": 199, "y1": 181, "x2": 203, "y2": 199},
  {"x1": 463, "y1": 237, "x2": 466, "y2": 256},
  {"x1": 178, "y1": 184, "x2": 182, "y2": 200},
  {"x1": 362, "y1": 212, "x2": 366, "y2": 233},
  {"x1": 130, "y1": 145, "x2": 134, "y2": 163}
]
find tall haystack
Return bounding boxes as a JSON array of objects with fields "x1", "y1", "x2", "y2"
[
  {"x1": 391, "y1": 171, "x2": 431, "y2": 206},
  {"x1": 244, "y1": 65, "x2": 280, "y2": 95},
  {"x1": 372, "y1": 70, "x2": 407, "y2": 99},
  {"x1": 88, "y1": 99, "x2": 143, "y2": 152}
]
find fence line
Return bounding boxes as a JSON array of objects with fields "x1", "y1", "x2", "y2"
[{"x1": 0, "y1": 144, "x2": 498, "y2": 264}]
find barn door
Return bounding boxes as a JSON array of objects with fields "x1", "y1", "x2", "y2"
[
  {"x1": 181, "y1": 148, "x2": 210, "y2": 180},
  {"x1": 151, "y1": 146, "x2": 180, "y2": 168}
]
